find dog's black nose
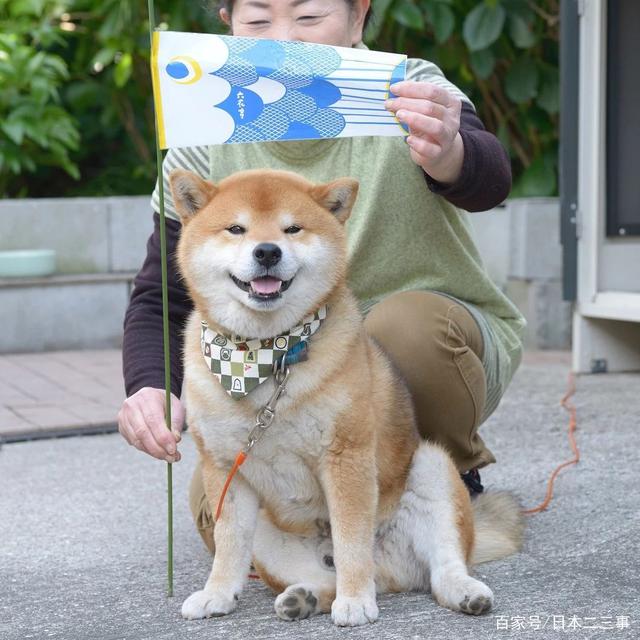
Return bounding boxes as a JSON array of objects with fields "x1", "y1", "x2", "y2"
[{"x1": 253, "y1": 243, "x2": 282, "y2": 268}]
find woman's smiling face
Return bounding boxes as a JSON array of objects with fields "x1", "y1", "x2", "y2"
[{"x1": 220, "y1": 0, "x2": 370, "y2": 47}]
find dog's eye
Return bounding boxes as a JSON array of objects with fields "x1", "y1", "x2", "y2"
[
  {"x1": 227, "y1": 225, "x2": 246, "y2": 235},
  {"x1": 285, "y1": 225, "x2": 302, "y2": 234}
]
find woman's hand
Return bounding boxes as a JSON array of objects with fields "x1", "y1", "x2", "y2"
[
  {"x1": 386, "y1": 81, "x2": 464, "y2": 185},
  {"x1": 118, "y1": 387, "x2": 185, "y2": 462}
]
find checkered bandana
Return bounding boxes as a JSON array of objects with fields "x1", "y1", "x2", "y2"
[{"x1": 200, "y1": 305, "x2": 328, "y2": 399}]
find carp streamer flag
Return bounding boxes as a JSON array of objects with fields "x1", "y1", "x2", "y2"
[{"x1": 151, "y1": 31, "x2": 407, "y2": 149}]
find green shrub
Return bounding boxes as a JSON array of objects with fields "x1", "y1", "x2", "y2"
[
  {"x1": 0, "y1": 0, "x2": 80, "y2": 197},
  {"x1": 1, "y1": 0, "x2": 221, "y2": 197}
]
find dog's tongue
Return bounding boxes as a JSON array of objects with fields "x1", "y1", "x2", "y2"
[{"x1": 251, "y1": 277, "x2": 282, "y2": 295}]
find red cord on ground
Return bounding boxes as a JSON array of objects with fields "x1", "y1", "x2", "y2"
[{"x1": 523, "y1": 371, "x2": 580, "y2": 515}]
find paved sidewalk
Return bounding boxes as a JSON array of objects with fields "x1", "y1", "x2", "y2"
[
  {"x1": 0, "y1": 350, "x2": 123, "y2": 441},
  {"x1": 1, "y1": 350, "x2": 639, "y2": 639}
]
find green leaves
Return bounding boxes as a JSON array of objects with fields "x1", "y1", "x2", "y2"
[
  {"x1": 0, "y1": 0, "x2": 80, "y2": 194},
  {"x1": 91, "y1": 47, "x2": 117, "y2": 69},
  {"x1": 0, "y1": 0, "x2": 220, "y2": 196},
  {"x1": 505, "y1": 57, "x2": 539, "y2": 103},
  {"x1": 391, "y1": 0, "x2": 424, "y2": 30},
  {"x1": 469, "y1": 48, "x2": 495, "y2": 79},
  {"x1": 508, "y1": 14, "x2": 536, "y2": 48},
  {"x1": 1, "y1": 120, "x2": 25, "y2": 145},
  {"x1": 425, "y1": 2, "x2": 455, "y2": 44},
  {"x1": 6, "y1": 0, "x2": 47, "y2": 18},
  {"x1": 463, "y1": 3, "x2": 506, "y2": 51},
  {"x1": 537, "y1": 67, "x2": 559, "y2": 114},
  {"x1": 513, "y1": 154, "x2": 557, "y2": 197},
  {"x1": 113, "y1": 52, "x2": 132, "y2": 87},
  {"x1": 366, "y1": 0, "x2": 396, "y2": 40}
]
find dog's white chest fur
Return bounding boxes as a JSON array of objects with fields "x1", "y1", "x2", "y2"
[{"x1": 187, "y1": 369, "x2": 350, "y2": 523}]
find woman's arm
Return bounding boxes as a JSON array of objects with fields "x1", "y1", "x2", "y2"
[
  {"x1": 387, "y1": 81, "x2": 512, "y2": 212},
  {"x1": 423, "y1": 101, "x2": 512, "y2": 212},
  {"x1": 122, "y1": 213, "x2": 193, "y2": 397},
  {"x1": 119, "y1": 147, "x2": 207, "y2": 461},
  {"x1": 118, "y1": 213, "x2": 191, "y2": 462}
]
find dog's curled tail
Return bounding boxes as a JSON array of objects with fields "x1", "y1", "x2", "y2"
[{"x1": 470, "y1": 491, "x2": 525, "y2": 565}]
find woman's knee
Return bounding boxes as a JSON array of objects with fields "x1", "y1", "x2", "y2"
[
  {"x1": 364, "y1": 290, "x2": 492, "y2": 469},
  {"x1": 364, "y1": 290, "x2": 483, "y2": 367}
]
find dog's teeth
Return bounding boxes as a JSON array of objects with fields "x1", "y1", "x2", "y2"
[{"x1": 251, "y1": 277, "x2": 282, "y2": 295}]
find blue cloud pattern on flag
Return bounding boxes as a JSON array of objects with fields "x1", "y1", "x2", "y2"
[
  {"x1": 154, "y1": 32, "x2": 407, "y2": 147},
  {"x1": 209, "y1": 39, "x2": 344, "y2": 142}
]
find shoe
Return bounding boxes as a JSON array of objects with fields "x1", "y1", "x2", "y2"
[{"x1": 461, "y1": 467, "x2": 484, "y2": 497}]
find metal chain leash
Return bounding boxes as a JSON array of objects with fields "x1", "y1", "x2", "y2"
[
  {"x1": 242, "y1": 357, "x2": 290, "y2": 455},
  {"x1": 214, "y1": 357, "x2": 292, "y2": 521}
]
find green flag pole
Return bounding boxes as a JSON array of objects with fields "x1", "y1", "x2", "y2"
[{"x1": 146, "y1": 0, "x2": 174, "y2": 598}]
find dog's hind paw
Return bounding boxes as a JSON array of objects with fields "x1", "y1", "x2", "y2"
[
  {"x1": 432, "y1": 573, "x2": 494, "y2": 616},
  {"x1": 181, "y1": 589, "x2": 237, "y2": 619},
  {"x1": 459, "y1": 593, "x2": 493, "y2": 615},
  {"x1": 274, "y1": 584, "x2": 320, "y2": 621},
  {"x1": 331, "y1": 594, "x2": 378, "y2": 626}
]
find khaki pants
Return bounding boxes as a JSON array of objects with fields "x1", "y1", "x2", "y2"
[{"x1": 189, "y1": 290, "x2": 496, "y2": 555}]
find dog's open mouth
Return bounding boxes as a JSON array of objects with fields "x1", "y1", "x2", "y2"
[{"x1": 231, "y1": 274, "x2": 294, "y2": 300}]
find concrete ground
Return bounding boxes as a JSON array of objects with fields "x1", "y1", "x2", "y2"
[{"x1": 1, "y1": 351, "x2": 638, "y2": 640}]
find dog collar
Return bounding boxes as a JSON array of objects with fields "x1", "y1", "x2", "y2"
[{"x1": 200, "y1": 305, "x2": 328, "y2": 399}]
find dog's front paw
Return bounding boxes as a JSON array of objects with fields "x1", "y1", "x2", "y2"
[
  {"x1": 331, "y1": 595, "x2": 378, "y2": 626},
  {"x1": 181, "y1": 589, "x2": 237, "y2": 619}
]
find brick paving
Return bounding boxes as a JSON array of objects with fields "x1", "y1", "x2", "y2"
[{"x1": 0, "y1": 349, "x2": 123, "y2": 441}]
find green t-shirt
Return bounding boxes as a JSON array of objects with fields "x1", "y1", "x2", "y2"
[{"x1": 151, "y1": 56, "x2": 526, "y2": 418}]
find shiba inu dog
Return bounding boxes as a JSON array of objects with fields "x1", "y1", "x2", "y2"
[{"x1": 169, "y1": 168, "x2": 524, "y2": 627}]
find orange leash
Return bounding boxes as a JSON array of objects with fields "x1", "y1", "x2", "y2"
[
  {"x1": 215, "y1": 451, "x2": 247, "y2": 521},
  {"x1": 215, "y1": 363, "x2": 291, "y2": 523},
  {"x1": 215, "y1": 451, "x2": 262, "y2": 581},
  {"x1": 213, "y1": 364, "x2": 292, "y2": 590},
  {"x1": 523, "y1": 371, "x2": 580, "y2": 515}
]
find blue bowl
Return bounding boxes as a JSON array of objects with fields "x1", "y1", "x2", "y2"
[{"x1": 0, "y1": 249, "x2": 57, "y2": 278}]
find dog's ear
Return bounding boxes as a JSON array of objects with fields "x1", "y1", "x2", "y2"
[
  {"x1": 168, "y1": 169, "x2": 218, "y2": 223},
  {"x1": 310, "y1": 178, "x2": 359, "y2": 224}
]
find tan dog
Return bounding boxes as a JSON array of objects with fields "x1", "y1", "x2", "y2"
[{"x1": 169, "y1": 168, "x2": 524, "y2": 627}]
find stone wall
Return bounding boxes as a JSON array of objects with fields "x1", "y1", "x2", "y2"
[
  {"x1": 0, "y1": 197, "x2": 153, "y2": 352},
  {"x1": 470, "y1": 198, "x2": 572, "y2": 350},
  {"x1": 0, "y1": 196, "x2": 570, "y2": 353}
]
